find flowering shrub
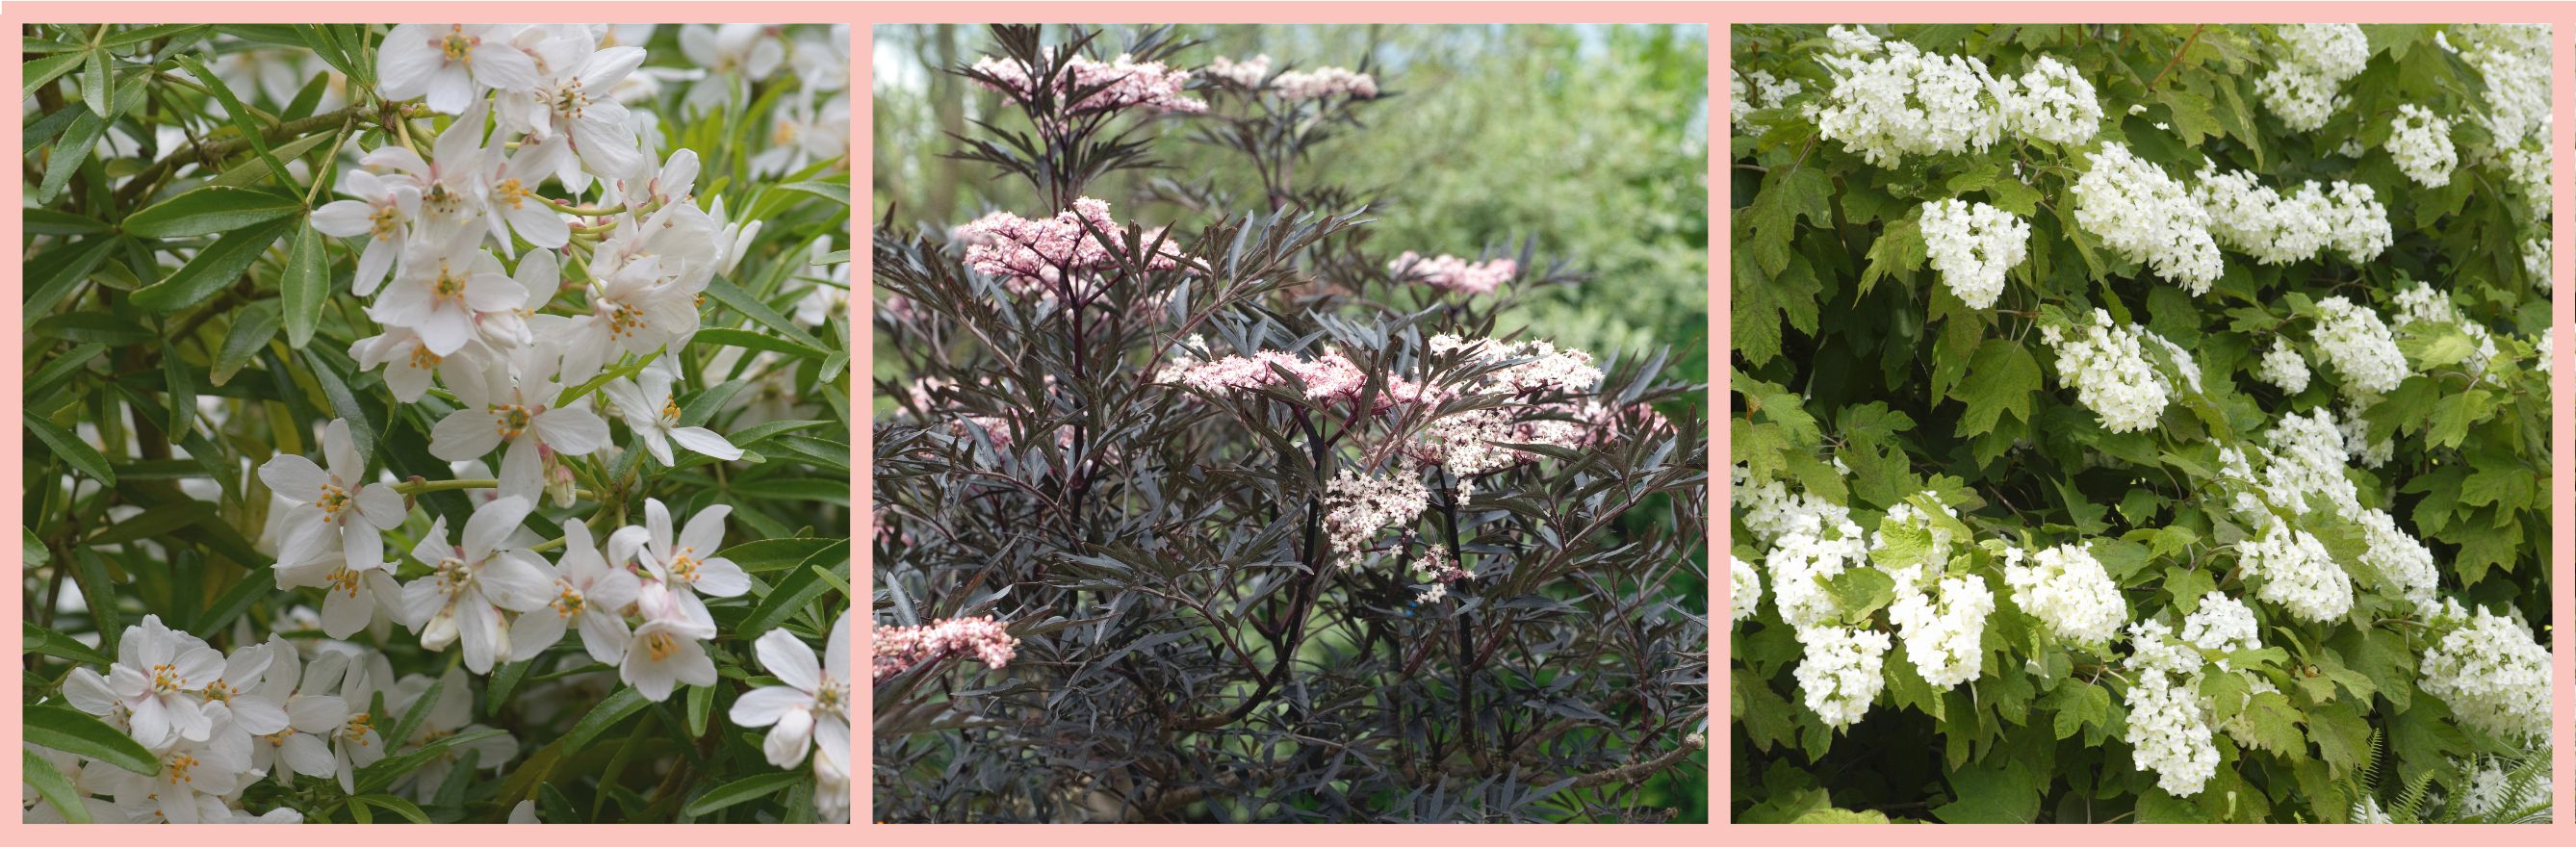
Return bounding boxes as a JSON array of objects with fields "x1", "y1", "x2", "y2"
[
  {"x1": 22, "y1": 23, "x2": 851, "y2": 823},
  {"x1": 1731, "y1": 24, "x2": 2552, "y2": 823},
  {"x1": 873, "y1": 25, "x2": 1709, "y2": 822}
]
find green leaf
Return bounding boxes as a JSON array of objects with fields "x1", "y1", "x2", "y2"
[
  {"x1": 213, "y1": 299, "x2": 283, "y2": 386},
  {"x1": 560, "y1": 687, "x2": 651, "y2": 755},
  {"x1": 354, "y1": 728, "x2": 508, "y2": 794},
  {"x1": 1824, "y1": 566, "x2": 1896, "y2": 625},
  {"x1": 775, "y1": 180, "x2": 851, "y2": 206},
  {"x1": 719, "y1": 537, "x2": 843, "y2": 573},
  {"x1": 1950, "y1": 339, "x2": 2040, "y2": 438},
  {"x1": 79, "y1": 49, "x2": 109, "y2": 117},
  {"x1": 173, "y1": 54, "x2": 292, "y2": 183},
  {"x1": 39, "y1": 108, "x2": 107, "y2": 205},
  {"x1": 26, "y1": 704, "x2": 159, "y2": 776},
  {"x1": 23, "y1": 748, "x2": 91, "y2": 823},
  {"x1": 32, "y1": 311, "x2": 152, "y2": 346},
  {"x1": 683, "y1": 771, "x2": 806, "y2": 816},
  {"x1": 279, "y1": 220, "x2": 331, "y2": 348},
  {"x1": 736, "y1": 542, "x2": 850, "y2": 638},
  {"x1": 2234, "y1": 691, "x2": 2306, "y2": 757},
  {"x1": 1931, "y1": 758, "x2": 2042, "y2": 823},
  {"x1": 163, "y1": 340, "x2": 197, "y2": 435},
  {"x1": 87, "y1": 500, "x2": 219, "y2": 547},
  {"x1": 694, "y1": 327, "x2": 829, "y2": 359},
  {"x1": 303, "y1": 348, "x2": 375, "y2": 465},
  {"x1": 131, "y1": 218, "x2": 296, "y2": 312},
  {"x1": 703, "y1": 275, "x2": 829, "y2": 350},
  {"x1": 24, "y1": 412, "x2": 116, "y2": 486},
  {"x1": 24, "y1": 622, "x2": 112, "y2": 667},
  {"x1": 23, "y1": 51, "x2": 88, "y2": 99},
  {"x1": 121, "y1": 186, "x2": 305, "y2": 238}
]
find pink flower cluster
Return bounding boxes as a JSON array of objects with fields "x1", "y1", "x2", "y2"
[
  {"x1": 1204, "y1": 54, "x2": 1273, "y2": 88},
  {"x1": 1273, "y1": 66, "x2": 1379, "y2": 100},
  {"x1": 874, "y1": 616, "x2": 1019, "y2": 681},
  {"x1": 970, "y1": 52, "x2": 1207, "y2": 115},
  {"x1": 1323, "y1": 470, "x2": 1431, "y2": 562},
  {"x1": 1390, "y1": 252, "x2": 1516, "y2": 295},
  {"x1": 1156, "y1": 347, "x2": 1435, "y2": 410},
  {"x1": 1410, "y1": 544, "x2": 1475, "y2": 603},
  {"x1": 956, "y1": 197, "x2": 1192, "y2": 299},
  {"x1": 1429, "y1": 334, "x2": 1601, "y2": 395}
]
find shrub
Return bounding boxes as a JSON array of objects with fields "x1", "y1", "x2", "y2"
[
  {"x1": 872, "y1": 24, "x2": 1710, "y2": 823},
  {"x1": 21, "y1": 23, "x2": 852, "y2": 824},
  {"x1": 1729, "y1": 23, "x2": 2553, "y2": 824}
]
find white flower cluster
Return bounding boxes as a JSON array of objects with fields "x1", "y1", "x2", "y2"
[
  {"x1": 2191, "y1": 162, "x2": 2389, "y2": 265},
  {"x1": 2418, "y1": 602, "x2": 2554, "y2": 740},
  {"x1": 2072, "y1": 143, "x2": 2222, "y2": 293},
  {"x1": 2386, "y1": 104, "x2": 2459, "y2": 188},
  {"x1": 2524, "y1": 238, "x2": 2552, "y2": 293},
  {"x1": 1807, "y1": 35, "x2": 2099, "y2": 167},
  {"x1": 2354, "y1": 507, "x2": 2439, "y2": 610},
  {"x1": 2255, "y1": 339, "x2": 2311, "y2": 394},
  {"x1": 1769, "y1": 515, "x2": 1868, "y2": 632},
  {"x1": 2254, "y1": 24, "x2": 2369, "y2": 131},
  {"x1": 1730, "y1": 554, "x2": 1764, "y2": 624},
  {"x1": 1919, "y1": 198, "x2": 2029, "y2": 309},
  {"x1": 2310, "y1": 295, "x2": 2409, "y2": 396},
  {"x1": 2234, "y1": 517, "x2": 2354, "y2": 624},
  {"x1": 1887, "y1": 574, "x2": 1994, "y2": 688},
  {"x1": 2336, "y1": 395, "x2": 2395, "y2": 470},
  {"x1": 2120, "y1": 625, "x2": 2221, "y2": 796},
  {"x1": 1321, "y1": 470, "x2": 1431, "y2": 563},
  {"x1": 2000, "y1": 55, "x2": 2102, "y2": 145},
  {"x1": 2039, "y1": 309, "x2": 2171, "y2": 433},
  {"x1": 2258, "y1": 407, "x2": 2364, "y2": 517},
  {"x1": 2392, "y1": 281, "x2": 2503, "y2": 382},
  {"x1": 2180, "y1": 594, "x2": 2261, "y2": 655},
  {"x1": 2453, "y1": 25, "x2": 2553, "y2": 216},
  {"x1": 2000, "y1": 543, "x2": 2128, "y2": 645},
  {"x1": 2537, "y1": 332, "x2": 2555, "y2": 376},
  {"x1": 1792, "y1": 625, "x2": 1891, "y2": 730},
  {"x1": 1728, "y1": 66, "x2": 1804, "y2": 134}
]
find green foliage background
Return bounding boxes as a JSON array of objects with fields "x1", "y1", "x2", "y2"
[
  {"x1": 1730, "y1": 24, "x2": 2552, "y2": 823},
  {"x1": 23, "y1": 23, "x2": 852, "y2": 823}
]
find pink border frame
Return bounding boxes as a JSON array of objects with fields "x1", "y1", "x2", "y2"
[{"x1": 0, "y1": 0, "x2": 2566, "y2": 838}]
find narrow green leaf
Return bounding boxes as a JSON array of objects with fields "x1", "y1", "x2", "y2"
[
  {"x1": 692, "y1": 326, "x2": 827, "y2": 359},
  {"x1": 737, "y1": 543, "x2": 849, "y2": 638},
  {"x1": 23, "y1": 749, "x2": 91, "y2": 823},
  {"x1": 683, "y1": 771, "x2": 806, "y2": 816},
  {"x1": 163, "y1": 340, "x2": 197, "y2": 435},
  {"x1": 24, "y1": 412, "x2": 116, "y2": 485},
  {"x1": 23, "y1": 51, "x2": 88, "y2": 99},
  {"x1": 24, "y1": 622, "x2": 112, "y2": 667},
  {"x1": 26, "y1": 705, "x2": 158, "y2": 776},
  {"x1": 560, "y1": 686, "x2": 651, "y2": 754},
  {"x1": 122, "y1": 186, "x2": 304, "y2": 238},
  {"x1": 302, "y1": 348, "x2": 375, "y2": 464},
  {"x1": 32, "y1": 311, "x2": 152, "y2": 346},
  {"x1": 39, "y1": 108, "x2": 107, "y2": 205},
  {"x1": 213, "y1": 299, "x2": 282, "y2": 386},
  {"x1": 173, "y1": 54, "x2": 291, "y2": 183},
  {"x1": 280, "y1": 220, "x2": 330, "y2": 347},
  {"x1": 703, "y1": 275, "x2": 826, "y2": 350},
  {"x1": 24, "y1": 236, "x2": 120, "y2": 321},
  {"x1": 79, "y1": 49, "x2": 109, "y2": 117},
  {"x1": 87, "y1": 500, "x2": 219, "y2": 547},
  {"x1": 131, "y1": 218, "x2": 295, "y2": 312}
]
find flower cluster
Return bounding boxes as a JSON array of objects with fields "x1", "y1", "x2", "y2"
[
  {"x1": 1808, "y1": 34, "x2": 2100, "y2": 167},
  {"x1": 1388, "y1": 251, "x2": 1517, "y2": 295},
  {"x1": 2310, "y1": 295, "x2": 2410, "y2": 396},
  {"x1": 970, "y1": 50, "x2": 1205, "y2": 115},
  {"x1": 2071, "y1": 143, "x2": 2222, "y2": 293},
  {"x1": 1918, "y1": 198, "x2": 2028, "y2": 309},
  {"x1": 2387, "y1": 104, "x2": 2459, "y2": 188},
  {"x1": 2417, "y1": 602, "x2": 2554, "y2": 740},
  {"x1": 1729, "y1": 66, "x2": 1804, "y2": 134},
  {"x1": 1407, "y1": 544, "x2": 1476, "y2": 603},
  {"x1": 2192, "y1": 162, "x2": 2390, "y2": 266},
  {"x1": 1730, "y1": 554, "x2": 1764, "y2": 624},
  {"x1": 873, "y1": 616, "x2": 1020, "y2": 681},
  {"x1": 956, "y1": 197, "x2": 1195, "y2": 300},
  {"x1": 1322, "y1": 470, "x2": 1434, "y2": 562},
  {"x1": 2000, "y1": 543, "x2": 2128, "y2": 645},
  {"x1": 2256, "y1": 339, "x2": 2312, "y2": 393},
  {"x1": 1273, "y1": 66, "x2": 1379, "y2": 100},
  {"x1": 2121, "y1": 646, "x2": 2222, "y2": 796},
  {"x1": 1886, "y1": 574, "x2": 1993, "y2": 688},
  {"x1": 2039, "y1": 309, "x2": 2172, "y2": 433},
  {"x1": 1791, "y1": 626, "x2": 1891, "y2": 730},
  {"x1": 2235, "y1": 517, "x2": 2355, "y2": 624},
  {"x1": 2254, "y1": 23, "x2": 2369, "y2": 131}
]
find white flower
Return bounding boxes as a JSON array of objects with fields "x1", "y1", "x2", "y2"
[
  {"x1": 259, "y1": 418, "x2": 407, "y2": 572},
  {"x1": 78, "y1": 615, "x2": 222, "y2": 749},
  {"x1": 2041, "y1": 309, "x2": 2171, "y2": 433},
  {"x1": 2311, "y1": 295, "x2": 2409, "y2": 395},
  {"x1": 2236, "y1": 517, "x2": 2353, "y2": 624},
  {"x1": 2000, "y1": 54, "x2": 2099, "y2": 145},
  {"x1": 506, "y1": 29, "x2": 649, "y2": 186},
  {"x1": 622, "y1": 617, "x2": 719, "y2": 703},
  {"x1": 371, "y1": 225, "x2": 529, "y2": 357},
  {"x1": 2002, "y1": 543, "x2": 2127, "y2": 644},
  {"x1": 1811, "y1": 40, "x2": 2007, "y2": 167},
  {"x1": 1919, "y1": 198, "x2": 2028, "y2": 309},
  {"x1": 399, "y1": 497, "x2": 557, "y2": 673},
  {"x1": 605, "y1": 367, "x2": 744, "y2": 466},
  {"x1": 322, "y1": 652, "x2": 391, "y2": 793},
  {"x1": 2255, "y1": 24, "x2": 2368, "y2": 131},
  {"x1": 428, "y1": 350, "x2": 610, "y2": 499},
  {"x1": 1729, "y1": 554, "x2": 1764, "y2": 624},
  {"x1": 621, "y1": 498, "x2": 751, "y2": 618},
  {"x1": 2071, "y1": 142, "x2": 2221, "y2": 293},
  {"x1": 729, "y1": 613, "x2": 851, "y2": 773},
  {"x1": 245, "y1": 638, "x2": 350, "y2": 787},
  {"x1": 2419, "y1": 603, "x2": 2553, "y2": 740},
  {"x1": 378, "y1": 24, "x2": 542, "y2": 115},
  {"x1": 509, "y1": 519, "x2": 643, "y2": 665},
  {"x1": 680, "y1": 24, "x2": 785, "y2": 115},
  {"x1": 476, "y1": 138, "x2": 574, "y2": 252},
  {"x1": 548, "y1": 254, "x2": 700, "y2": 382},
  {"x1": 308, "y1": 169, "x2": 422, "y2": 295},
  {"x1": 1793, "y1": 626, "x2": 1889, "y2": 730},
  {"x1": 2123, "y1": 668, "x2": 2218, "y2": 796},
  {"x1": 97, "y1": 715, "x2": 254, "y2": 823},
  {"x1": 197, "y1": 643, "x2": 291, "y2": 748},
  {"x1": 2387, "y1": 104, "x2": 2459, "y2": 187},
  {"x1": 2255, "y1": 339, "x2": 2311, "y2": 393},
  {"x1": 350, "y1": 325, "x2": 486, "y2": 404},
  {"x1": 1887, "y1": 574, "x2": 1992, "y2": 688},
  {"x1": 2180, "y1": 594, "x2": 2260, "y2": 654}
]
